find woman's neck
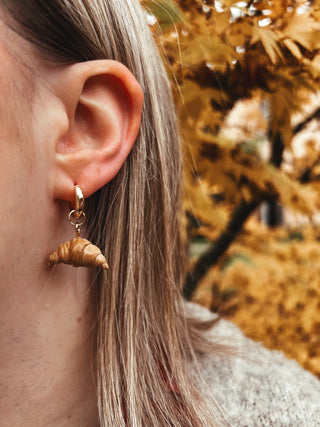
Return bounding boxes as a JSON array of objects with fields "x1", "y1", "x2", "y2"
[{"x1": 0, "y1": 263, "x2": 99, "y2": 427}]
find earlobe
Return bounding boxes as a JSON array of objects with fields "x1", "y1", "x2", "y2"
[{"x1": 52, "y1": 60, "x2": 144, "y2": 202}]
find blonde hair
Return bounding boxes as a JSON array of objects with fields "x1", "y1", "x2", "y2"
[{"x1": 2, "y1": 1, "x2": 227, "y2": 425}]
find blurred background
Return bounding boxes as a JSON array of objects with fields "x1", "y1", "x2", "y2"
[{"x1": 141, "y1": 0, "x2": 320, "y2": 379}]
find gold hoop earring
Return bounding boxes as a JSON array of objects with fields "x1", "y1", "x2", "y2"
[{"x1": 48, "y1": 185, "x2": 109, "y2": 270}]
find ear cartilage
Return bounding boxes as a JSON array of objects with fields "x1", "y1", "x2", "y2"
[{"x1": 48, "y1": 185, "x2": 109, "y2": 270}]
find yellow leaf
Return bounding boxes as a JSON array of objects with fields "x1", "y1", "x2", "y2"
[
  {"x1": 180, "y1": 35, "x2": 237, "y2": 67},
  {"x1": 283, "y1": 38, "x2": 302, "y2": 60},
  {"x1": 310, "y1": 55, "x2": 320, "y2": 78},
  {"x1": 141, "y1": 0, "x2": 183, "y2": 30},
  {"x1": 214, "y1": 10, "x2": 231, "y2": 35},
  {"x1": 179, "y1": 82, "x2": 228, "y2": 127},
  {"x1": 252, "y1": 26, "x2": 283, "y2": 64},
  {"x1": 225, "y1": 21, "x2": 253, "y2": 48},
  {"x1": 282, "y1": 12, "x2": 320, "y2": 51},
  {"x1": 180, "y1": 81, "x2": 227, "y2": 106}
]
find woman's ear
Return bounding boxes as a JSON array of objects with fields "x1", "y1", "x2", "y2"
[{"x1": 51, "y1": 60, "x2": 143, "y2": 202}]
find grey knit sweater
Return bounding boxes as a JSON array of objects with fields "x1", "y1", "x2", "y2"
[{"x1": 187, "y1": 302, "x2": 320, "y2": 426}]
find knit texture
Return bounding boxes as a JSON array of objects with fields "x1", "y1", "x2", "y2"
[{"x1": 187, "y1": 302, "x2": 320, "y2": 426}]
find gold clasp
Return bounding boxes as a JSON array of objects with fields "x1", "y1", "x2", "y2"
[{"x1": 69, "y1": 185, "x2": 86, "y2": 237}]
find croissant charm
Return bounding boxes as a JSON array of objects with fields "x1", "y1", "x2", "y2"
[{"x1": 49, "y1": 237, "x2": 109, "y2": 270}]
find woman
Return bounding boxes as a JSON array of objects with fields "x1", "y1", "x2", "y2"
[{"x1": 0, "y1": 1, "x2": 319, "y2": 426}]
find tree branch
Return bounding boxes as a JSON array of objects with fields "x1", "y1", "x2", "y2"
[
  {"x1": 293, "y1": 106, "x2": 320, "y2": 136},
  {"x1": 184, "y1": 130, "x2": 286, "y2": 300},
  {"x1": 183, "y1": 199, "x2": 260, "y2": 300},
  {"x1": 270, "y1": 131, "x2": 284, "y2": 167},
  {"x1": 299, "y1": 152, "x2": 320, "y2": 183},
  {"x1": 264, "y1": 131, "x2": 284, "y2": 227}
]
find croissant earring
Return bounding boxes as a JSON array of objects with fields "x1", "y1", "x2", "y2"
[{"x1": 48, "y1": 185, "x2": 109, "y2": 270}]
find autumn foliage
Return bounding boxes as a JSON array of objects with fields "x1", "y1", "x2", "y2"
[{"x1": 141, "y1": 0, "x2": 320, "y2": 379}]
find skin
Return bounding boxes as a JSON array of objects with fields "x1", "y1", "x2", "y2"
[{"x1": 0, "y1": 19, "x2": 143, "y2": 427}]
